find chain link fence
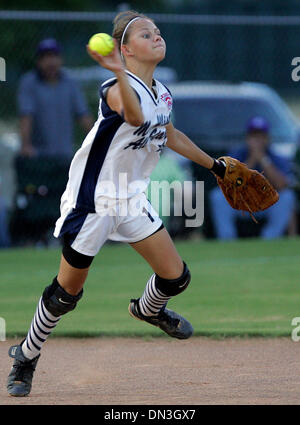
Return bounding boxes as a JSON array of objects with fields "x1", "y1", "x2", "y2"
[{"x1": 1, "y1": 11, "x2": 300, "y2": 246}]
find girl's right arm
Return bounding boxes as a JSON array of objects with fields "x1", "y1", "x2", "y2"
[
  {"x1": 107, "y1": 70, "x2": 144, "y2": 126},
  {"x1": 86, "y1": 42, "x2": 144, "y2": 127}
]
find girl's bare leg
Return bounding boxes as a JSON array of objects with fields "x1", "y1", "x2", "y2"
[{"x1": 130, "y1": 227, "x2": 184, "y2": 278}]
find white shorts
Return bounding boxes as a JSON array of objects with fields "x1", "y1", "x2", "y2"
[{"x1": 53, "y1": 193, "x2": 163, "y2": 256}]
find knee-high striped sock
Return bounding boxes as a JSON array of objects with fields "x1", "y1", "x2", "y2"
[
  {"x1": 21, "y1": 297, "x2": 61, "y2": 360},
  {"x1": 138, "y1": 274, "x2": 171, "y2": 317}
]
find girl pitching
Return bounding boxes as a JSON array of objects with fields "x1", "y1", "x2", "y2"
[{"x1": 7, "y1": 10, "x2": 226, "y2": 397}]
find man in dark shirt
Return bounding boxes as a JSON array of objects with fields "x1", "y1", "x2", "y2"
[
  {"x1": 14, "y1": 39, "x2": 94, "y2": 246},
  {"x1": 209, "y1": 116, "x2": 295, "y2": 239},
  {"x1": 18, "y1": 38, "x2": 93, "y2": 158}
]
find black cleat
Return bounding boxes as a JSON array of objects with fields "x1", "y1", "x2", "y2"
[
  {"x1": 7, "y1": 342, "x2": 40, "y2": 397},
  {"x1": 128, "y1": 298, "x2": 193, "y2": 340}
]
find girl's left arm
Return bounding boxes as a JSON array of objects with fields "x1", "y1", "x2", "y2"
[
  {"x1": 166, "y1": 122, "x2": 214, "y2": 170},
  {"x1": 166, "y1": 122, "x2": 226, "y2": 178}
]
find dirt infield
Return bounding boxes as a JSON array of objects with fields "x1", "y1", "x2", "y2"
[{"x1": 1, "y1": 337, "x2": 299, "y2": 405}]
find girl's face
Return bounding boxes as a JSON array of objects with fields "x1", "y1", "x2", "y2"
[{"x1": 123, "y1": 19, "x2": 166, "y2": 64}]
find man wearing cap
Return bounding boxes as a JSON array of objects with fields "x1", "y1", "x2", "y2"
[
  {"x1": 14, "y1": 39, "x2": 93, "y2": 245},
  {"x1": 17, "y1": 38, "x2": 93, "y2": 158},
  {"x1": 209, "y1": 116, "x2": 295, "y2": 239}
]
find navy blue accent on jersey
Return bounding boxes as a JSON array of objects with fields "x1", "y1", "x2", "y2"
[
  {"x1": 100, "y1": 77, "x2": 141, "y2": 105},
  {"x1": 58, "y1": 208, "x2": 89, "y2": 245},
  {"x1": 100, "y1": 96, "x2": 120, "y2": 119},
  {"x1": 127, "y1": 72, "x2": 157, "y2": 106},
  {"x1": 142, "y1": 206, "x2": 154, "y2": 223},
  {"x1": 132, "y1": 88, "x2": 141, "y2": 104},
  {"x1": 75, "y1": 103, "x2": 124, "y2": 211},
  {"x1": 145, "y1": 199, "x2": 157, "y2": 224},
  {"x1": 101, "y1": 78, "x2": 117, "y2": 89},
  {"x1": 133, "y1": 223, "x2": 164, "y2": 244},
  {"x1": 99, "y1": 79, "x2": 117, "y2": 104},
  {"x1": 154, "y1": 223, "x2": 164, "y2": 233}
]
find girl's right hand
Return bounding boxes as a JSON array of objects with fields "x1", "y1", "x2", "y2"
[{"x1": 86, "y1": 39, "x2": 124, "y2": 73}]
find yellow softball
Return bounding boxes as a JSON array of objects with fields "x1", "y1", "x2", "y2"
[{"x1": 88, "y1": 33, "x2": 114, "y2": 56}]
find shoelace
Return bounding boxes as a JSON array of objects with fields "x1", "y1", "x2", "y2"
[
  {"x1": 13, "y1": 360, "x2": 35, "y2": 381},
  {"x1": 159, "y1": 310, "x2": 180, "y2": 329},
  {"x1": 132, "y1": 300, "x2": 179, "y2": 329}
]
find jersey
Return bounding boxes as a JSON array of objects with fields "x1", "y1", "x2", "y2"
[{"x1": 58, "y1": 70, "x2": 173, "y2": 216}]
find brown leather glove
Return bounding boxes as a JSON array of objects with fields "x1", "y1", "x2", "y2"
[{"x1": 214, "y1": 156, "x2": 279, "y2": 220}]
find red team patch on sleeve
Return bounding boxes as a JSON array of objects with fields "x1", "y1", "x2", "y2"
[{"x1": 160, "y1": 92, "x2": 173, "y2": 111}]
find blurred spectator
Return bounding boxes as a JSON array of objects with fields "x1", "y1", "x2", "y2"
[
  {"x1": 0, "y1": 137, "x2": 17, "y2": 249},
  {"x1": 13, "y1": 38, "x2": 93, "y2": 246},
  {"x1": 209, "y1": 116, "x2": 295, "y2": 240},
  {"x1": 17, "y1": 38, "x2": 93, "y2": 158},
  {"x1": 0, "y1": 193, "x2": 10, "y2": 248}
]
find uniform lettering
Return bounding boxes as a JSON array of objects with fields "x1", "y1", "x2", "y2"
[
  {"x1": 133, "y1": 121, "x2": 151, "y2": 136},
  {"x1": 124, "y1": 115, "x2": 169, "y2": 151}
]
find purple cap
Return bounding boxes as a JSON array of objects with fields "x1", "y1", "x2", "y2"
[
  {"x1": 36, "y1": 38, "x2": 61, "y2": 56},
  {"x1": 247, "y1": 116, "x2": 269, "y2": 133}
]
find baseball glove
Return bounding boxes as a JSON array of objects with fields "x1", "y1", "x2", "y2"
[{"x1": 215, "y1": 156, "x2": 279, "y2": 221}]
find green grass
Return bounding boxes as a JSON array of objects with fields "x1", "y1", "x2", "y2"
[{"x1": 1, "y1": 237, "x2": 300, "y2": 338}]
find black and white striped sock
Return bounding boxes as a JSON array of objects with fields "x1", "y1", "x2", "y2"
[
  {"x1": 138, "y1": 274, "x2": 171, "y2": 317},
  {"x1": 21, "y1": 297, "x2": 61, "y2": 360}
]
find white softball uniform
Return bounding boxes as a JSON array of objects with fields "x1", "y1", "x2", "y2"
[{"x1": 54, "y1": 70, "x2": 173, "y2": 256}]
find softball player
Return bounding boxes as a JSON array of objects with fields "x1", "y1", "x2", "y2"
[{"x1": 7, "y1": 10, "x2": 226, "y2": 397}]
